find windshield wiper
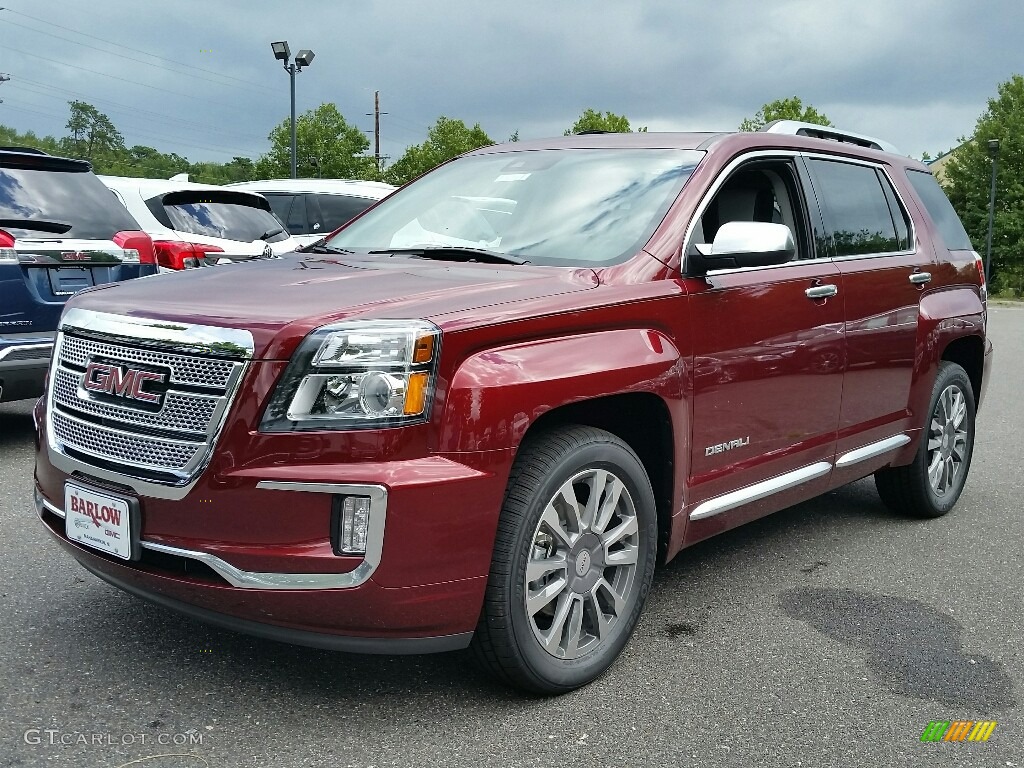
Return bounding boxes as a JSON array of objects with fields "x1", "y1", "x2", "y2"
[
  {"x1": 368, "y1": 246, "x2": 528, "y2": 265},
  {"x1": 302, "y1": 244, "x2": 354, "y2": 254},
  {"x1": 0, "y1": 218, "x2": 73, "y2": 234},
  {"x1": 258, "y1": 226, "x2": 285, "y2": 241}
]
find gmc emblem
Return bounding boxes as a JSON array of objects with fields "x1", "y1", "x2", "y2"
[
  {"x1": 82, "y1": 361, "x2": 167, "y2": 405},
  {"x1": 61, "y1": 251, "x2": 92, "y2": 262}
]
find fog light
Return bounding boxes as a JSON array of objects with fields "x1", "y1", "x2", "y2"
[{"x1": 333, "y1": 495, "x2": 371, "y2": 554}]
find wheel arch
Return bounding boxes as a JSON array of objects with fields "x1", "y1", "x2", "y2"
[
  {"x1": 439, "y1": 329, "x2": 686, "y2": 562},
  {"x1": 940, "y1": 334, "x2": 985, "y2": 409},
  {"x1": 910, "y1": 287, "x2": 987, "y2": 422},
  {"x1": 524, "y1": 393, "x2": 675, "y2": 562}
]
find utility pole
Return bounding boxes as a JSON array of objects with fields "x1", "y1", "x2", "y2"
[
  {"x1": 367, "y1": 91, "x2": 387, "y2": 177},
  {"x1": 984, "y1": 138, "x2": 1000, "y2": 285},
  {"x1": 0, "y1": 74, "x2": 9, "y2": 104}
]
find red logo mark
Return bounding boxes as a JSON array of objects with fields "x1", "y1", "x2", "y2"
[
  {"x1": 69, "y1": 494, "x2": 122, "y2": 528},
  {"x1": 82, "y1": 361, "x2": 166, "y2": 404},
  {"x1": 61, "y1": 251, "x2": 91, "y2": 261}
]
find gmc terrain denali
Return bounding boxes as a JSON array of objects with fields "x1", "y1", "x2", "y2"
[{"x1": 33, "y1": 122, "x2": 993, "y2": 693}]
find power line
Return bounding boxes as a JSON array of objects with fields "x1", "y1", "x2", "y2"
[
  {"x1": 9, "y1": 78, "x2": 270, "y2": 146},
  {"x1": 2, "y1": 42, "x2": 246, "y2": 110},
  {"x1": 0, "y1": 6, "x2": 275, "y2": 93},
  {"x1": 0, "y1": 16, "x2": 273, "y2": 98}
]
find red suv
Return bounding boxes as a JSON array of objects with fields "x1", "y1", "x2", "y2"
[{"x1": 32, "y1": 121, "x2": 992, "y2": 693}]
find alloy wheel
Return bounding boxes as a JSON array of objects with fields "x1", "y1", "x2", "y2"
[{"x1": 523, "y1": 468, "x2": 640, "y2": 660}]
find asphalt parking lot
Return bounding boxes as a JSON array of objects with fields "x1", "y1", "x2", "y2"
[{"x1": 1, "y1": 306, "x2": 1021, "y2": 768}]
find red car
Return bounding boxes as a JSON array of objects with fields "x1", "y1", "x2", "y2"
[{"x1": 33, "y1": 122, "x2": 992, "y2": 693}]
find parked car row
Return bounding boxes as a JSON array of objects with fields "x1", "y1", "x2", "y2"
[
  {"x1": 228, "y1": 179, "x2": 394, "y2": 247},
  {"x1": 0, "y1": 145, "x2": 395, "y2": 403}
]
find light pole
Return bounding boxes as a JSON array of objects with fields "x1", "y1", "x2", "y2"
[
  {"x1": 271, "y1": 41, "x2": 315, "y2": 179},
  {"x1": 984, "y1": 138, "x2": 1000, "y2": 285}
]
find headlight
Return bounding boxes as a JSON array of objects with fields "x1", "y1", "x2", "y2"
[{"x1": 260, "y1": 320, "x2": 441, "y2": 432}]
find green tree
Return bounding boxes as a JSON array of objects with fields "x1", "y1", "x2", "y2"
[
  {"x1": 0, "y1": 124, "x2": 61, "y2": 154},
  {"x1": 945, "y1": 74, "x2": 1024, "y2": 296},
  {"x1": 60, "y1": 100, "x2": 125, "y2": 162},
  {"x1": 739, "y1": 97, "x2": 832, "y2": 131},
  {"x1": 564, "y1": 108, "x2": 645, "y2": 135},
  {"x1": 384, "y1": 116, "x2": 493, "y2": 186},
  {"x1": 255, "y1": 102, "x2": 373, "y2": 180}
]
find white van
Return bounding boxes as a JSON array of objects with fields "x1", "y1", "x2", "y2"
[{"x1": 226, "y1": 179, "x2": 395, "y2": 247}]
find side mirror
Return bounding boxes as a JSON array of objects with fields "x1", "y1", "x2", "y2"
[{"x1": 686, "y1": 221, "x2": 796, "y2": 275}]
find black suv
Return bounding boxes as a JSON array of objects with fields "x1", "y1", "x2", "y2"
[{"x1": 0, "y1": 148, "x2": 157, "y2": 403}]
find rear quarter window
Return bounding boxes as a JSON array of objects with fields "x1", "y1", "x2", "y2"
[{"x1": 905, "y1": 169, "x2": 974, "y2": 251}]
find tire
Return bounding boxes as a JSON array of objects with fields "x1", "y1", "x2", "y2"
[
  {"x1": 471, "y1": 425, "x2": 658, "y2": 694},
  {"x1": 874, "y1": 361, "x2": 976, "y2": 518}
]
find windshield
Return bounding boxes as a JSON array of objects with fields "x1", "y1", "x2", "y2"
[
  {"x1": 151, "y1": 191, "x2": 290, "y2": 243},
  {"x1": 0, "y1": 166, "x2": 140, "y2": 239},
  {"x1": 327, "y1": 148, "x2": 703, "y2": 266}
]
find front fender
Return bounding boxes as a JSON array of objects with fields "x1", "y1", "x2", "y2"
[{"x1": 438, "y1": 329, "x2": 684, "y2": 453}]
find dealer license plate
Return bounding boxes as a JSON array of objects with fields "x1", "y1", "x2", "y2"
[{"x1": 65, "y1": 483, "x2": 133, "y2": 560}]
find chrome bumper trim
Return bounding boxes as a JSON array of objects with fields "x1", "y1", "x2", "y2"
[
  {"x1": 38, "y1": 482, "x2": 387, "y2": 591},
  {"x1": 835, "y1": 434, "x2": 911, "y2": 468},
  {"x1": 689, "y1": 461, "x2": 832, "y2": 521},
  {"x1": 0, "y1": 342, "x2": 54, "y2": 363}
]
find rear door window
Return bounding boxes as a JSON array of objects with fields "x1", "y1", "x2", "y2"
[
  {"x1": 149, "y1": 191, "x2": 289, "y2": 243},
  {"x1": 905, "y1": 169, "x2": 974, "y2": 251},
  {"x1": 807, "y1": 158, "x2": 910, "y2": 256}
]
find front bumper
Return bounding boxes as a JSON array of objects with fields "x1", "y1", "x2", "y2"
[{"x1": 35, "y1": 436, "x2": 512, "y2": 652}]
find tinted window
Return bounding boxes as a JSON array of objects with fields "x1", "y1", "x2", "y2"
[
  {"x1": 809, "y1": 159, "x2": 903, "y2": 256},
  {"x1": 314, "y1": 194, "x2": 375, "y2": 231},
  {"x1": 155, "y1": 192, "x2": 289, "y2": 243},
  {"x1": 906, "y1": 170, "x2": 973, "y2": 251},
  {"x1": 879, "y1": 174, "x2": 911, "y2": 250},
  {"x1": 286, "y1": 194, "x2": 307, "y2": 234},
  {"x1": 262, "y1": 193, "x2": 296, "y2": 226},
  {"x1": 328, "y1": 149, "x2": 702, "y2": 267},
  {"x1": 0, "y1": 165, "x2": 139, "y2": 239}
]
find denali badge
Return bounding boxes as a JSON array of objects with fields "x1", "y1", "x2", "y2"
[
  {"x1": 705, "y1": 437, "x2": 750, "y2": 456},
  {"x1": 82, "y1": 361, "x2": 167, "y2": 405}
]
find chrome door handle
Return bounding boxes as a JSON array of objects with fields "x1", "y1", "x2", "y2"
[
  {"x1": 805, "y1": 284, "x2": 838, "y2": 299},
  {"x1": 909, "y1": 271, "x2": 932, "y2": 285}
]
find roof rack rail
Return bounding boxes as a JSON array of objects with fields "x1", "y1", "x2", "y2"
[
  {"x1": 759, "y1": 120, "x2": 902, "y2": 155},
  {"x1": 0, "y1": 146, "x2": 50, "y2": 155}
]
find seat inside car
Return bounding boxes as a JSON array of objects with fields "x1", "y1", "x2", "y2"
[{"x1": 701, "y1": 170, "x2": 779, "y2": 242}]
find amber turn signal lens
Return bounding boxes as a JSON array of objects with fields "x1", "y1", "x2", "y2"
[
  {"x1": 404, "y1": 372, "x2": 429, "y2": 415},
  {"x1": 413, "y1": 335, "x2": 434, "y2": 363}
]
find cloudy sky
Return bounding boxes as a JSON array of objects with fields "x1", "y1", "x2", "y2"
[{"x1": 0, "y1": 0, "x2": 1019, "y2": 168}]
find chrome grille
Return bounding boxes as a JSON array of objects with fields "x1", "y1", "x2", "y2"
[
  {"x1": 51, "y1": 409, "x2": 202, "y2": 469},
  {"x1": 52, "y1": 366, "x2": 219, "y2": 434},
  {"x1": 47, "y1": 311, "x2": 252, "y2": 488},
  {"x1": 60, "y1": 334, "x2": 235, "y2": 388}
]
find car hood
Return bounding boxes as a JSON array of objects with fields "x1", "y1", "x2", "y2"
[{"x1": 66, "y1": 254, "x2": 599, "y2": 358}]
